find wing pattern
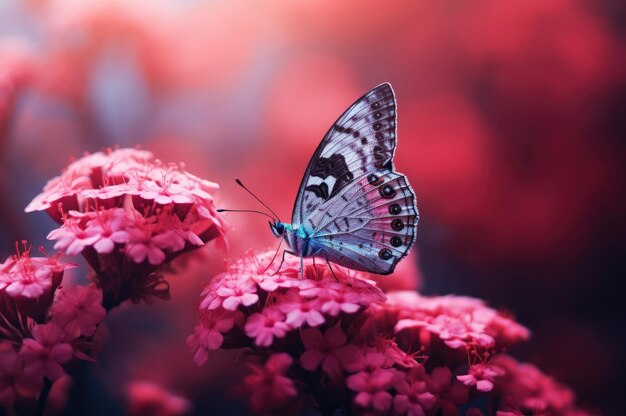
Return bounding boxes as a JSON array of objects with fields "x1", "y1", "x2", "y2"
[
  {"x1": 292, "y1": 83, "x2": 397, "y2": 224},
  {"x1": 306, "y1": 170, "x2": 417, "y2": 275}
]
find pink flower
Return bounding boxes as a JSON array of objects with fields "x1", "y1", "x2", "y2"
[
  {"x1": 457, "y1": 363, "x2": 504, "y2": 392},
  {"x1": 277, "y1": 290, "x2": 325, "y2": 328},
  {"x1": 28, "y1": 148, "x2": 226, "y2": 308},
  {"x1": 425, "y1": 367, "x2": 469, "y2": 413},
  {"x1": 50, "y1": 285, "x2": 106, "y2": 338},
  {"x1": 0, "y1": 343, "x2": 39, "y2": 406},
  {"x1": 318, "y1": 283, "x2": 362, "y2": 316},
  {"x1": 186, "y1": 309, "x2": 236, "y2": 366},
  {"x1": 212, "y1": 278, "x2": 259, "y2": 311},
  {"x1": 393, "y1": 366, "x2": 437, "y2": 416},
  {"x1": 253, "y1": 272, "x2": 300, "y2": 292},
  {"x1": 244, "y1": 308, "x2": 289, "y2": 347},
  {"x1": 0, "y1": 251, "x2": 70, "y2": 300},
  {"x1": 4, "y1": 264, "x2": 52, "y2": 299},
  {"x1": 125, "y1": 228, "x2": 168, "y2": 265},
  {"x1": 300, "y1": 326, "x2": 351, "y2": 381},
  {"x1": 83, "y1": 208, "x2": 132, "y2": 254},
  {"x1": 47, "y1": 221, "x2": 101, "y2": 256},
  {"x1": 492, "y1": 355, "x2": 579, "y2": 414},
  {"x1": 133, "y1": 180, "x2": 194, "y2": 205},
  {"x1": 244, "y1": 353, "x2": 297, "y2": 413},
  {"x1": 19, "y1": 323, "x2": 73, "y2": 381},
  {"x1": 340, "y1": 349, "x2": 388, "y2": 374},
  {"x1": 346, "y1": 367, "x2": 396, "y2": 413},
  {"x1": 391, "y1": 292, "x2": 527, "y2": 350}
]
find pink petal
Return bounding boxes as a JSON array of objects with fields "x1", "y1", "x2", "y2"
[
  {"x1": 301, "y1": 328, "x2": 324, "y2": 350},
  {"x1": 239, "y1": 293, "x2": 259, "y2": 307},
  {"x1": 371, "y1": 391, "x2": 392, "y2": 411},
  {"x1": 300, "y1": 350, "x2": 323, "y2": 371},
  {"x1": 325, "y1": 326, "x2": 347, "y2": 348},
  {"x1": 93, "y1": 238, "x2": 114, "y2": 254},
  {"x1": 147, "y1": 247, "x2": 166, "y2": 265},
  {"x1": 476, "y1": 379, "x2": 494, "y2": 392}
]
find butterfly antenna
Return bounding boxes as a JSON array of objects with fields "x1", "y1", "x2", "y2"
[
  {"x1": 216, "y1": 209, "x2": 276, "y2": 221},
  {"x1": 235, "y1": 178, "x2": 281, "y2": 221}
]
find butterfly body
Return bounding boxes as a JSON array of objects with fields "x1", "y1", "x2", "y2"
[
  {"x1": 272, "y1": 83, "x2": 418, "y2": 275},
  {"x1": 270, "y1": 221, "x2": 316, "y2": 257}
]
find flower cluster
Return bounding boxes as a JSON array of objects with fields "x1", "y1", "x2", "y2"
[
  {"x1": 26, "y1": 147, "x2": 227, "y2": 309},
  {"x1": 189, "y1": 251, "x2": 592, "y2": 415},
  {"x1": 0, "y1": 243, "x2": 105, "y2": 407}
]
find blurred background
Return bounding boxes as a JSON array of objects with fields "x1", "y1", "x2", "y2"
[{"x1": 1, "y1": 0, "x2": 624, "y2": 414}]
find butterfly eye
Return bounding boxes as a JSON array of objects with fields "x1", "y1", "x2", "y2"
[
  {"x1": 379, "y1": 248, "x2": 393, "y2": 260},
  {"x1": 391, "y1": 219, "x2": 404, "y2": 231},
  {"x1": 391, "y1": 236, "x2": 403, "y2": 247},
  {"x1": 380, "y1": 185, "x2": 396, "y2": 199},
  {"x1": 389, "y1": 203, "x2": 402, "y2": 215},
  {"x1": 367, "y1": 174, "x2": 379, "y2": 184}
]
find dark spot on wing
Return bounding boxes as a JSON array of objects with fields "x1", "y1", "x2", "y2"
[
  {"x1": 353, "y1": 131, "x2": 360, "y2": 138},
  {"x1": 379, "y1": 248, "x2": 392, "y2": 260},
  {"x1": 305, "y1": 182, "x2": 329, "y2": 200},
  {"x1": 307, "y1": 153, "x2": 353, "y2": 200},
  {"x1": 391, "y1": 219, "x2": 404, "y2": 231},
  {"x1": 373, "y1": 145, "x2": 386, "y2": 161},
  {"x1": 361, "y1": 137, "x2": 368, "y2": 145},
  {"x1": 380, "y1": 185, "x2": 396, "y2": 199}
]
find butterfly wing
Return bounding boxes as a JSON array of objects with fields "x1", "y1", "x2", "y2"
[
  {"x1": 293, "y1": 83, "x2": 418, "y2": 275},
  {"x1": 292, "y1": 83, "x2": 398, "y2": 225},
  {"x1": 307, "y1": 170, "x2": 417, "y2": 275}
]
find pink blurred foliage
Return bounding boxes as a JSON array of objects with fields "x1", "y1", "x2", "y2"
[
  {"x1": 127, "y1": 381, "x2": 191, "y2": 416},
  {"x1": 188, "y1": 251, "x2": 591, "y2": 415}
]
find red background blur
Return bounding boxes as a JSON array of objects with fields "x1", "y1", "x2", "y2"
[{"x1": 1, "y1": 0, "x2": 624, "y2": 414}]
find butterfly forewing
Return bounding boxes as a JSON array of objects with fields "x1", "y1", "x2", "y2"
[
  {"x1": 291, "y1": 83, "x2": 418, "y2": 275},
  {"x1": 292, "y1": 83, "x2": 397, "y2": 224}
]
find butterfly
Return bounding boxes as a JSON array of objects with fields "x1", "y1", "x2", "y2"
[{"x1": 265, "y1": 83, "x2": 419, "y2": 275}]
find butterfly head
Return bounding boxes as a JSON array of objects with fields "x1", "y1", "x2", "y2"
[{"x1": 269, "y1": 220, "x2": 285, "y2": 237}]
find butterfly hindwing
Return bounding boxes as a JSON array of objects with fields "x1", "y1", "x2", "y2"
[
  {"x1": 291, "y1": 82, "x2": 418, "y2": 275},
  {"x1": 306, "y1": 170, "x2": 417, "y2": 275},
  {"x1": 292, "y1": 83, "x2": 397, "y2": 224}
]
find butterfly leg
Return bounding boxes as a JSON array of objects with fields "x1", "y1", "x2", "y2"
[
  {"x1": 312, "y1": 249, "x2": 339, "y2": 282},
  {"x1": 272, "y1": 249, "x2": 297, "y2": 276}
]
